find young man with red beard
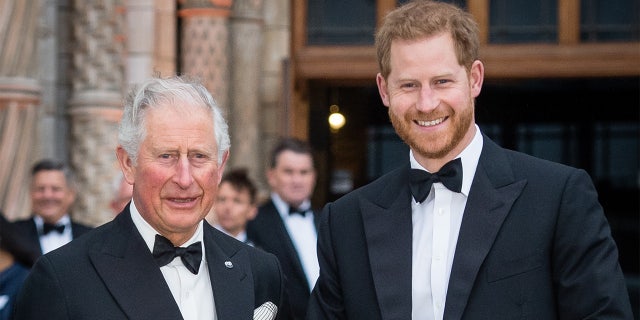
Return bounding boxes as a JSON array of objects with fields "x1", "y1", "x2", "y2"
[{"x1": 306, "y1": 1, "x2": 632, "y2": 319}]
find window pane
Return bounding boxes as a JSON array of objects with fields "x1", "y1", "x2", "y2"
[
  {"x1": 594, "y1": 123, "x2": 639, "y2": 188},
  {"x1": 516, "y1": 124, "x2": 579, "y2": 165},
  {"x1": 489, "y1": 0, "x2": 557, "y2": 43},
  {"x1": 307, "y1": 0, "x2": 376, "y2": 45},
  {"x1": 581, "y1": 0, "x2": 640, "y2": 41}
]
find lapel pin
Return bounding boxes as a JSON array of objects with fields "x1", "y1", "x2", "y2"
[{"x1": 224, "y1": 261, "x2": 233, "y2": 269}]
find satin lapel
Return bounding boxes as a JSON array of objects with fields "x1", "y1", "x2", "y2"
[
  {"x1": 264, "y1": 204, "x2": 308, "y2": 289},
  {"x1": 26, "y1": 219, "x2": 43, "y2": 255},
  {"x1": 205, "y1": 225, "x2": 253, "y2": 320},
  {"x1": 10, "y1": 219, "x2": 42, "y2": 255},
  {"x1": 361, "y1": 166, "x2": 413, "y2": 320},
  {"x1": 89, "y1": 211, "x2": 183, "y2": 320},
  {"x1": 443, "y1": 137, "x2": 527, "y2": 320}
]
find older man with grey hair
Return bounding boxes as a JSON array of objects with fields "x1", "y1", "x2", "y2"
[{"x1": 14, "y1": 76, "x2": 282, "y2": 320}]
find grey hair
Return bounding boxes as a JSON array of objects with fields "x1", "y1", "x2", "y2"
[{"x1": 118, "y1": 75, "x2": 230, "y2": 165}]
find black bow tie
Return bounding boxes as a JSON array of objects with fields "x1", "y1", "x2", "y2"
[
  {"x1": 289, "y1": 206, "x2": 307, "y2": 217},
  {"x1": 42, "y1": 223, "x2": 65, "y2": 235},
  {"x1": 410, "y1": 158, "x2": 463, "y2": 203},
  {"x1": 152, "y1": 234, "x2": 202, "y2": 274}
]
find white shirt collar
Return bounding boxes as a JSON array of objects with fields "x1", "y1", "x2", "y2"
[
  {"x1": 409, "y1": 125, "x2": 484, "y2": 196},
  {"x1": 271, "y1": 192, "x2": 311, "y2": 219},
  {"x1": 34, "y1": 214, "x2": 71, "y2": 230},
  {"x1": 129, "y1": 198, "x2": 205, "y2": 257}
]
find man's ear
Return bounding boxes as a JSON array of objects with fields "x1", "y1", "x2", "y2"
[
  {"x1": 217, "y1": 150, "x2": 230, "y2": 185},
  {"x1": 469, "y1": 60, "x2": 484, "y2": 98},
  {"x1": 247, "y1": 206, "x2": 258, "y2": 221},
  {"x1": 266, "y1": 167, "x2": 276, "y2": 188},
  {"x1": 116, "y1": 146, "x2": 135, "y2": 185},
  {"x1": 376, "y1": 73, "x2": 391, "y2": 107}
]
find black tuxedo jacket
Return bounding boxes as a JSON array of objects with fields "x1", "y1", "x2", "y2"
[
  {"x1": 247, "y1": 200, "x2": 320, "y2": 320},
  {"x1": 307, "y1": 135, "x2": 632, "y2": 319},
  {"x1": 13, "y1": 206, "x2": 283, "y2": 320},
  {"x1": 10, "y1": 216, "x2": 92, "y2": 267}
]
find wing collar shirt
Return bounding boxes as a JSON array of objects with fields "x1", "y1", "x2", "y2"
[
  {"x1": 130, "y1": 199, "x2": 216, "y2": 320},
  {"x1": 272, "y1": 193, "x2": 320, "y2": 291},
  {"x1": 411, "y1": 125, "x2": 483, "y2": 320},
  {"x1": 35, "y1": 215, "x2": 72, "y2": 254}
]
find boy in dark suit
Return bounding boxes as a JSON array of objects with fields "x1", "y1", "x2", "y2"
[{"x1": 209, "y1": 168, "x2": 258, "y2": 246}]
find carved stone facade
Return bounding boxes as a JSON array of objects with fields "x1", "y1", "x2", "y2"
[
  {"x1": 0, "y1": 0, "x2": 290, "y2": 225},
  {"x1": 68, "y1": 0, "x2": 127, "y2": 225},
  {"x1": 0, "y1": 78, "x2": 40, "y2": 220},
  {"x1": 0, "y1": 0, "x2": 42, "y2": 220},
  {"x1": 179, "y1": 0, "x2": 231, "y2": 115}
]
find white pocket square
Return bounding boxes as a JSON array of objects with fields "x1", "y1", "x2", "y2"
[{"x1": 253, "y1": 301, "x2": 277, "y2": 320}]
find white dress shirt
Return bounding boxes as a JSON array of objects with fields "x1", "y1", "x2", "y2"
[
  {"x1": 411, "y1": 126, "x2": 483, "y2": 320},
  {"x1": 272, "y1": 193, "x2": 320, "y2": 291},
  {"x1": 35, "y1": 215, "x2": 73, "y2": 254},
  {"x1": 130, "y1": 199, "x2": 216, "y2": 320}
]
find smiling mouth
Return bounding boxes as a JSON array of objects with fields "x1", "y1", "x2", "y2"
[
  {"x1": 415, "y1": 117, "x2": 446, "y2": 127},
  {"x1": 169, "y1": 198, "x2": 197, "y2": 203}
]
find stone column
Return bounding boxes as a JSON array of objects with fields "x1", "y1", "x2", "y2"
[
  {"x1": 179, "y1": 0, "x2": 232, "y2": 116},
  {"x1": 229, "y1": 0, "x2": 263, "y2": 179},
  {"x1": 126, "y1": 0, "x2": 177, "y2": 86},
  {"x1": 68, "y1": 1, "x2": 127, "y2": 226},
  {"x1": 257, "y1": 0, "x2": 290, "y2": 194},
  {"x1": 0, "y1": 0, "x2": 42, "y2": 220}
]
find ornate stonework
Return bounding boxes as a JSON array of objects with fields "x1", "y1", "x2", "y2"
[
  {"x1": 181, "y1": 17, "x2": 230, "y2": 114},
  {"x1": 68, "y1": 0, "x2": 126, "y2": 225},
  {"x1": 71, "y1": 1, "x2": 126, "y2": 93},
  {"x1": 1, "y1": 0, "x2": 292, "y2": 222},
  {"x1": 0, "y1": 0, "x2": 41, "y2": 219},
  {"x1": 179, "y1": 1, "x2": 232, "y2": 116},
  {"x1": 0, "y1": 78, "x2": 40, "y2": 220}
]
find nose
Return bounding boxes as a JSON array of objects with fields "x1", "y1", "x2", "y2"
[
  {"x1": 217, "y1": 203, "x2": 230, "y2": 214},
  {"x1": 174, "y1": 156, "x2": 194, "y2": 188},
  {"x1": 41, "y1": 187, "x2": 55, "y2": 198},
  {"x1": 415, "y1": 86, "x2": 439, "y2": 112}
]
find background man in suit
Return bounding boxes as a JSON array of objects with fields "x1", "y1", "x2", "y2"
[
  {"x1": 307, "y1": 1, "x2": 632, "y2": 319},
  {"x1": 210, "y1": 168, "x2": 258, "y2": 245},
  {"x1": 247, "y1": 137, "x2": 319, "y2": 320},
  {"x1": 10, "y1": 159, "x2": 92, "y2": 267},
  {"x1": 14, "y1": 76, "x2": 282, "y2": 320}
]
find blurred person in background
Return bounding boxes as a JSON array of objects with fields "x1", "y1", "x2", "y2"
[
  {"x1": 247, "y1": 137, "x2": 319, "y2": 320},
  {"x1": 10, "y1": 159, "x2": 92, "y2": 267},
  {"x1": 210, "y1": 168, "x2": 258, "y2": 246}
]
